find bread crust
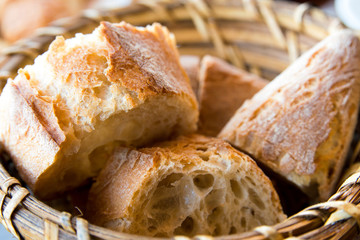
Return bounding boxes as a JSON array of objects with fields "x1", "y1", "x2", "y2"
[
  {"x1": 0, "y1": 21, "x2": 198, "y2": 199},
  {"x1": 87, "y1": 134, "x2": 285, "y2": 237},
  {"x1": 198, "y1": 55, "x2": 268, "y2": 136},
  {"x1": 0, "y1": 79, "x2": 60, "y2": 189},
  {"x1": 219, "y1": 30, "x2": 360, "y2": 201},
  {"x1": 99, "y1": 22, "x2": 195, "y2": 98}
]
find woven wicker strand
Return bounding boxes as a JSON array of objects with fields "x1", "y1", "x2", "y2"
[
  {"x1": 254, "y1": 225, "x2": 283, "y2": 240},
  {"x1": 0, "y1": 0, "x2": 359, "y2": 239},
  {"x1": 45, "y1": 219, "x2": 59, "y2": 240}
]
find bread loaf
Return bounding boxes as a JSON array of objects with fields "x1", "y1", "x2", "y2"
[
  {"x1": 87, "y1": 134, "x2": 286, "y2": 237},
  {"x1": 219, "y1": 30, "x2": 360, "y2": 201},
  {"x1": 198, "y1": 55, "x2": 268, "y2": 136},
  {"x1": 0, "y1": 21, "x2": 198, "y2": 199},
  {"x1": 0, "y1": 0, "x2": 87, "y2": 42}
]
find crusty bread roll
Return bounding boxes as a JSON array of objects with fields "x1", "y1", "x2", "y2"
[
  {"x1": 87, "y1": 134, "x2": 286, "y2": 237},
  {"x1": 0, "y1": 21, "x2": 198, "y2": 199},
  {"x1": 0, "y1": 0, "x2": 87, "y2": 42},
  {"x1": 198, "y1": 55, "x2": 268, "y2": 136},
  {"x1": 219, "y1": 30, "x2": 360, "y2": 201},
  {"x1": 180, "y1": 55, "x2": 201, "y2": 99}
]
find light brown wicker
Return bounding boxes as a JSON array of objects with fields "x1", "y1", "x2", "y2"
[{"x1": 0, "y1": 0, "x2": 359, "y2": 239}]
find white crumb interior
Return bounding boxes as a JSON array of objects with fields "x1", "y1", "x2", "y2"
[{"x1": 104, "y1": 147, "x2": 284, "y2": 237}]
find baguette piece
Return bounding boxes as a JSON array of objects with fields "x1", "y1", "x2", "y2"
[
  {"x1": 87, "y1": 134, "x2": 286, "y2": 237},
  {"x1": 198, "y1": 56, "x2": 268, "y2": 136},
  {"x1": 0, "y1": 21, "x2": 198, "y2": 199},
  {"x1": 0, "y1": 0, "x2": 87, "y2": 42},
  {"x1": 219, "y1": 30, "x2": 360, "y2": 201}
]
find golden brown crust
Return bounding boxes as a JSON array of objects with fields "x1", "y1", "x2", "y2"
[
  {"x1": 198, "y1": 55, "x2": 268, "y2": 136},
  {"x1": 15, "y1": 73, "x2": 66, "y2": 145},
  {"x1": 87, "y1": 147, "x2": 156, "y2": 221},
  {"x1": 87, "y1": 134, "x2": 285, "y2": 237},
  {"x1": 0, "y1": 80, "x2": 60, "y2": 189},
  {"x1": 101, "y1": 22, "x2": 195, "y2": 99},
  {"x1": 0, "y1": 22, "x2": 198, "y2": 199},
  {"x1": 219, "y1": 30, "x2": 360, "y2": 201}
]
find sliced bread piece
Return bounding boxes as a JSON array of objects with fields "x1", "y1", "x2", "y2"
[
  {"x1": 219, "y1": 30, "x2": 360, "y2": 201},
  {"x1": 86, "y1": 134, "x2": 286, "y2": 237},
  {"x1": 0, "y1": 21, "x2": 198, "y2": 199},
  {"x1": 198, "y1": 55, "x2": 268, "y2": 136}
]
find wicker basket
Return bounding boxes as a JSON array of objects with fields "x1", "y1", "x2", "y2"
[{"x1": 0, "y1": 0, "x2": 359, "y2": 239}]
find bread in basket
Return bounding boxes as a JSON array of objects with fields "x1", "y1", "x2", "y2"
[{"x1": 0, "y1": 0, "x2": 359, "y2": 239}]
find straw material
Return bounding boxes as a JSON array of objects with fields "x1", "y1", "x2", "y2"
[{"x1": 0, "y1": 0, "x2": 359, "y2": 239}]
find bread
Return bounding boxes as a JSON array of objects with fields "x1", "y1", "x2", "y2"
[
  {"x1": 86, "y1": 134, "x2": 286, "y2": 237},
  {"x1": 0, "y1": 21, "x2": 198, "y2": 199},
  {"x1": 198, "y1": 55, "x2": 268, "y2": 136},
  {"x1": 0, "y1": 0, "x2": 87, "y2": 42},
  {"x1": 180, "y1": 55, "x2": 201, "y2": 99},
  {"x1": 219, "y1": 30, "x2": 360, "y2": 201}
]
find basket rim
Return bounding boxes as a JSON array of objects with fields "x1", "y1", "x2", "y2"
[{"x1": 0, "y1": 0, "x2": 359, "y2": 239}]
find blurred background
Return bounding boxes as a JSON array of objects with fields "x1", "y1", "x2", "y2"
[
  {"x1": 0, "y1": 0, "x2": 359, "y2": 48},
  {"x1": 0, "y1": 0, "x2": 358, "y2": 239}
]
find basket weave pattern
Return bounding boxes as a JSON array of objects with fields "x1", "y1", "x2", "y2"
[{"x1": 0, "y1": 0, "x2": 359, "y2": 239}]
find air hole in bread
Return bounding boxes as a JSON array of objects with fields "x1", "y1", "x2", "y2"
[
  {"x1": 199, "y1": 154, "x2": 210, "y2": 161},
  {"x1": 291, "y1": 91, "x2": 314, "y2": 106},
  {"x1": 303, "y1": 91, "x2": 314, "y2": 99},
  {"x1": 207, "y1": 207, "x2": 223, "y2": 223},
  {"x1": 248, "y1": 188, "x2": 265, "y2": 210},
  {"x1": 207, "y1": 207, "x2": 225, "y2": 234},
  {"x1": 230, "y1": 179, "x2": 243, "y2": 199},
  {"x1": 229, "y1": 226, "x2": 237, "y2": 234},
  {"x1": 196, "y1": 147, "x2": 208, "y2": 152},
  {"x1": 193, "y1": 174, "x2": 214, "y2": 190},
  {"x1": 327, "y1": 164, "x2": 335, "y2": 178},
  {"x1": 240, "y1": 217, "x2": 246, "y2": 228},
  {"x1": 174, "y1": 216, "x2": 194, "y2": 235},
  {"x1": 86, "y1": 53, "x2": 108, "y2": 68},
  {"x1": 304, "y1": 77, "x2": 317, "y2": 89},
  {"x1": 158, "y1": 173, "x2": 184, "y2": 188},
  {"x1": 249, "y1": 108, "x2": 261, "y2": 121},
  {"x1": 93, "y1": 82, "x2": 110, "y2": 100},
  {"x1": 241, "y1": 206, "x2": 255, "y2": 217},
  {"x1": 24, "y1": 72, "x2": 30, "y2": 80}
]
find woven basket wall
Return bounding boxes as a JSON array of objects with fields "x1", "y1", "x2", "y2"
[{"x1": 0, "y1": 0, "x2": 359, "y2": 239}]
